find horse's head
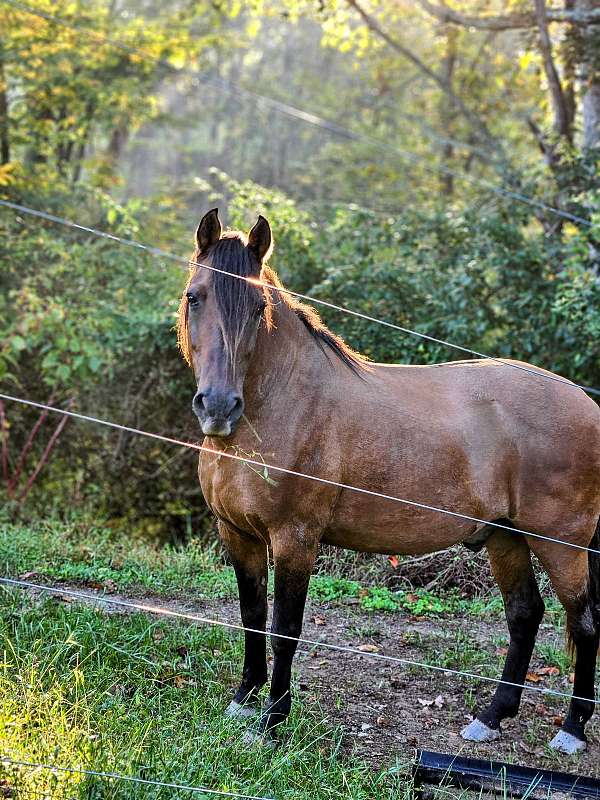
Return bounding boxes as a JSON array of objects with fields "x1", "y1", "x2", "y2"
[{"x1": 178, "y1": 208, "x2": 273, "y2": 438}]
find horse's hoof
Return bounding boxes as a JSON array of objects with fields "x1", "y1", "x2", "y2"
[
  {"x1": 549, "y1": 730, "x2": 587, "y2": 755},
  {"x1": 241, "y1": 729, "x2": 277, "y2": 750},
  {"x1": 461, "y1": 719, "x2": 501, "y2": 742},
  {"x1": 224, "y1": 700, "x2": 258, "y2": 720}
]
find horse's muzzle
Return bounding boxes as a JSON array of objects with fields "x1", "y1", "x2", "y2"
[{"x1": 193, "y1": 388, "x2": 243, "y2": 438}]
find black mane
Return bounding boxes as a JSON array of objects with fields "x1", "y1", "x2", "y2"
[{"x1": 181, "y1": 232, "x2": 367, "y2": 375}]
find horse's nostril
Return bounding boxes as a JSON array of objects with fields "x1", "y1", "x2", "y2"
[
  {"x1": 193, "y1": 392, "x2": 206, "y2": 413},
  {"x1": 230, "y1": 396, "x2": 243, "y2": 415}
]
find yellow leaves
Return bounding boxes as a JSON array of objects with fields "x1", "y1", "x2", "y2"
[
  {"x1": 245, "y1": 18, "x2": 262, "y2": 39},
  {"x1": 563, "y1": 223, "x2": 579, "y2": 239},
  {"x1": 519, "y1": 51, "x2": 535, "y2": 71},
  {"x1": 0, "y1": 163, "x2": 18, "y2": 187}
]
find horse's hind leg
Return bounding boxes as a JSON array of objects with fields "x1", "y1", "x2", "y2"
[
  {"x1": 218, "y1": 520, "x2": 268, "y2": 719},
  {"x1": 537, "y1": 536, "x2": 599, "y2": 755},
  {"x1": 462, "y1": 530, "x2": 545, "y2": 742}
]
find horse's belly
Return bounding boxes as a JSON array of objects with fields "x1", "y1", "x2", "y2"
[{"x1": 321, "y1": 510, "x2": 482, "y2": 556}]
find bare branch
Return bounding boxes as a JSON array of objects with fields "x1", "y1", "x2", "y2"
[
  {"x1": 534, "y1": 0, "x2": 572, "y2": 141},
  {"x1": 416, "y1": 0, "x2": 600, "y2": 30},
  {"x1": 346, "y1": 0, "x2": 501, "y2": 150}
]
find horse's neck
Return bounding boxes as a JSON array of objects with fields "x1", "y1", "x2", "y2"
[{"x1": 242, "y1": 302, "x2": 324, "y2": 419}]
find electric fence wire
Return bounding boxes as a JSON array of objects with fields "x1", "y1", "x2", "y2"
[
  {"x1": 0, "y1": 575, "x2": 597, "y2": 706},
  {"x1": 1, "y1": 392, "x2": 599, "y2": 559},
  {"x1": 2, "y1": 199, "x2": 600, "y2": 397},
  {"x1": 1, "y1": 0, "x2": 597, "y2": 229},
  {"x1": 0, "y1": 757, "x2": 275, "y2": 800}
]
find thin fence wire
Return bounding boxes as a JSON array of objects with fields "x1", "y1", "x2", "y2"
[
  {"x1": 0, "y1": 757, "x2": 274, "y2": 799},
  {"x1": 1, "y1": 392, "x2": 599, "y2": 561},
  {"x1": 0, "y1": 576, "x2": 597, "y2": 705},
  {"x1": 2, "y1": 0, "x2": 596, "y2": 229},
  {"x1": 2, "y1": 199, "x2": 600, "y2": 398}
]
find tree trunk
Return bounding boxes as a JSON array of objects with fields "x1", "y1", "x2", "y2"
[
  {"x1": 578, "y1": 0, "x2": 600, "y2": 149},
  {"x1": 439, "y1": 26, "x2": 457, "y2": 195},
  {"x1": 0, "y1": 43, "x2": 9, "y2": 164}
]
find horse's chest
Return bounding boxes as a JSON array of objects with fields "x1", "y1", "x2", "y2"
[{"x1": 199, "y1": 455, "x2": 262, "y2": 528}]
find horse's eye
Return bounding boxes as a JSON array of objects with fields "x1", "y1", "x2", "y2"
[{"x1": 187, "y1": 292, "x2": 200, "y2": 307}]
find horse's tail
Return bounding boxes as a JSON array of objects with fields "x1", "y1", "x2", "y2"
[
  {"x1": 566, "y1": 518, "x2": 600, "y2": 660},
  {"x1": 590, "y1": 518, "x2": 600, "y2": 630}
]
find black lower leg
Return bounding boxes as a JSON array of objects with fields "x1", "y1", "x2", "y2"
[
  {"x1": 258, "y1": 542, "x2": 316, "y2": 737},
  {"x1": 478, "y1": 537, "x2": 544, "y2": 730},
  {"x1": 561, "y1": 603, "x2": 599, "y2": 742},
  {"x1": 219, "y1": 522, "x2": 268, "y2": 706},
  {"x1": 232, "y1": 561, "x2": 268, "y2": 704}
]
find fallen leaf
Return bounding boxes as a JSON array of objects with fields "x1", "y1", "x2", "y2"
[
  {"x1": 358, "y1": 644, "x2": 380, "y2": 653},
  {"x1": 18, "y1": 571, "x2": 39, "y2": 580},
  {"x1": 388, "y1": 556, "x2": 400, "y2": 569},
  {"x1": 495, "y1": 647, "x2": 508, "y2": 656},
  {"x1": 526, "y1": 672, "x2": 542, "y2": 683},
  {"x1": 553, "y1": 715, "x2": 564, "y2": 727},
  {"x1": 376, "y1": 715, "x2": 392, "y2": 727},
  {"x1": 312, "y1": 615, "x2": 327, "y2": 626},
  {"x1": 418, "y1": 698, "x2": 434, "y2": 707},
  {"x1": 434, "y1": 695, "x2": 444, "y2": 708},
  {"x1": 173, "y1": 675, "x2": 195, "y2": 689},
  {"x1": 538, "y1": 666, "x2": 560, "y2": 676}
]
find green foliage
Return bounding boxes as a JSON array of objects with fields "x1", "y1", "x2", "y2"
[
  {"x1": 0, "y1": 590, "x2": 410, "y2": 799},
  {"x1": 1, "y1": 0, "x2": 599, "y2": 546}
]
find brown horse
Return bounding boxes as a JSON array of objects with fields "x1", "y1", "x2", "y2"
[{"x1": 178, "y1": 208, "x2": 600, "y2": 756}]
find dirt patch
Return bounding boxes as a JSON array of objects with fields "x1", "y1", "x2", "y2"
[{"x1": 20, "y1": 581, "x2": 599, "y2": 780}]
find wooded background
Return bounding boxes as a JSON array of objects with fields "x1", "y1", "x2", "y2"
[{"x1": 1, "y1": 0, "x2": 599, "y2": 541}]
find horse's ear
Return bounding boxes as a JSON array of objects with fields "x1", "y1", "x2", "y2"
[
  {"x1": 247, "y1": 215, "x2": 273, "y2": 264},
  {"x1": 195, "y1": 208, "x2": 222, "y2": 252}
]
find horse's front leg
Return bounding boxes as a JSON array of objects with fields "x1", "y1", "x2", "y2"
[
  {"x1": 219, "y1": 520, "x2": 268, "y2": 719},
  {"x1": 253, "y1": 526, "x2": 319, "y2": 742}
]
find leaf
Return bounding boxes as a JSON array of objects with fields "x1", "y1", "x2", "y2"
[
  {"x1": 11, "y1": 335, "x2": 26, "y2": 352},
  {"x1": 537, "y1": 666, "x2": 560, "y2": 676},
  {"x1": 525, "y1": 672, "x2": 542, "y2": 683},
  {"x1": 358, "y1": 643, "x2": 380, "y2": 653}
]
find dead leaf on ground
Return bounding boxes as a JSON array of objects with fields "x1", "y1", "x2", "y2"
[
  {"x1": 358, "y1": 644, "x2": 380, "y2": 653},
  {"x1": 312, "y1": 615, "x2": 327, "y2": 626},
  {"x1": 519, "y1": 741, "x2": 536, "y2": 754},
  {"x1": 526, "y1": 672, "x2": 542, "y2": 683},
  {"x1": 538, "y1": 666, "x2": 560, "y2": 676}
]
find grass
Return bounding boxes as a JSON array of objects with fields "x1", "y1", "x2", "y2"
[
  {"x1": 0, "y1": 515, "x2": 591, "y2": 797},
  {"x1": 0, "y1": 519, "x2": 545, "y2": 619},
  {"x1": 0, "y1": 589, "x2": 410, "y2": 799}
]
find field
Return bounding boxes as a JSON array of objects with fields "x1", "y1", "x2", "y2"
[{"x1": 1, "y1": 518, "x2": 598, "y2": 798}]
